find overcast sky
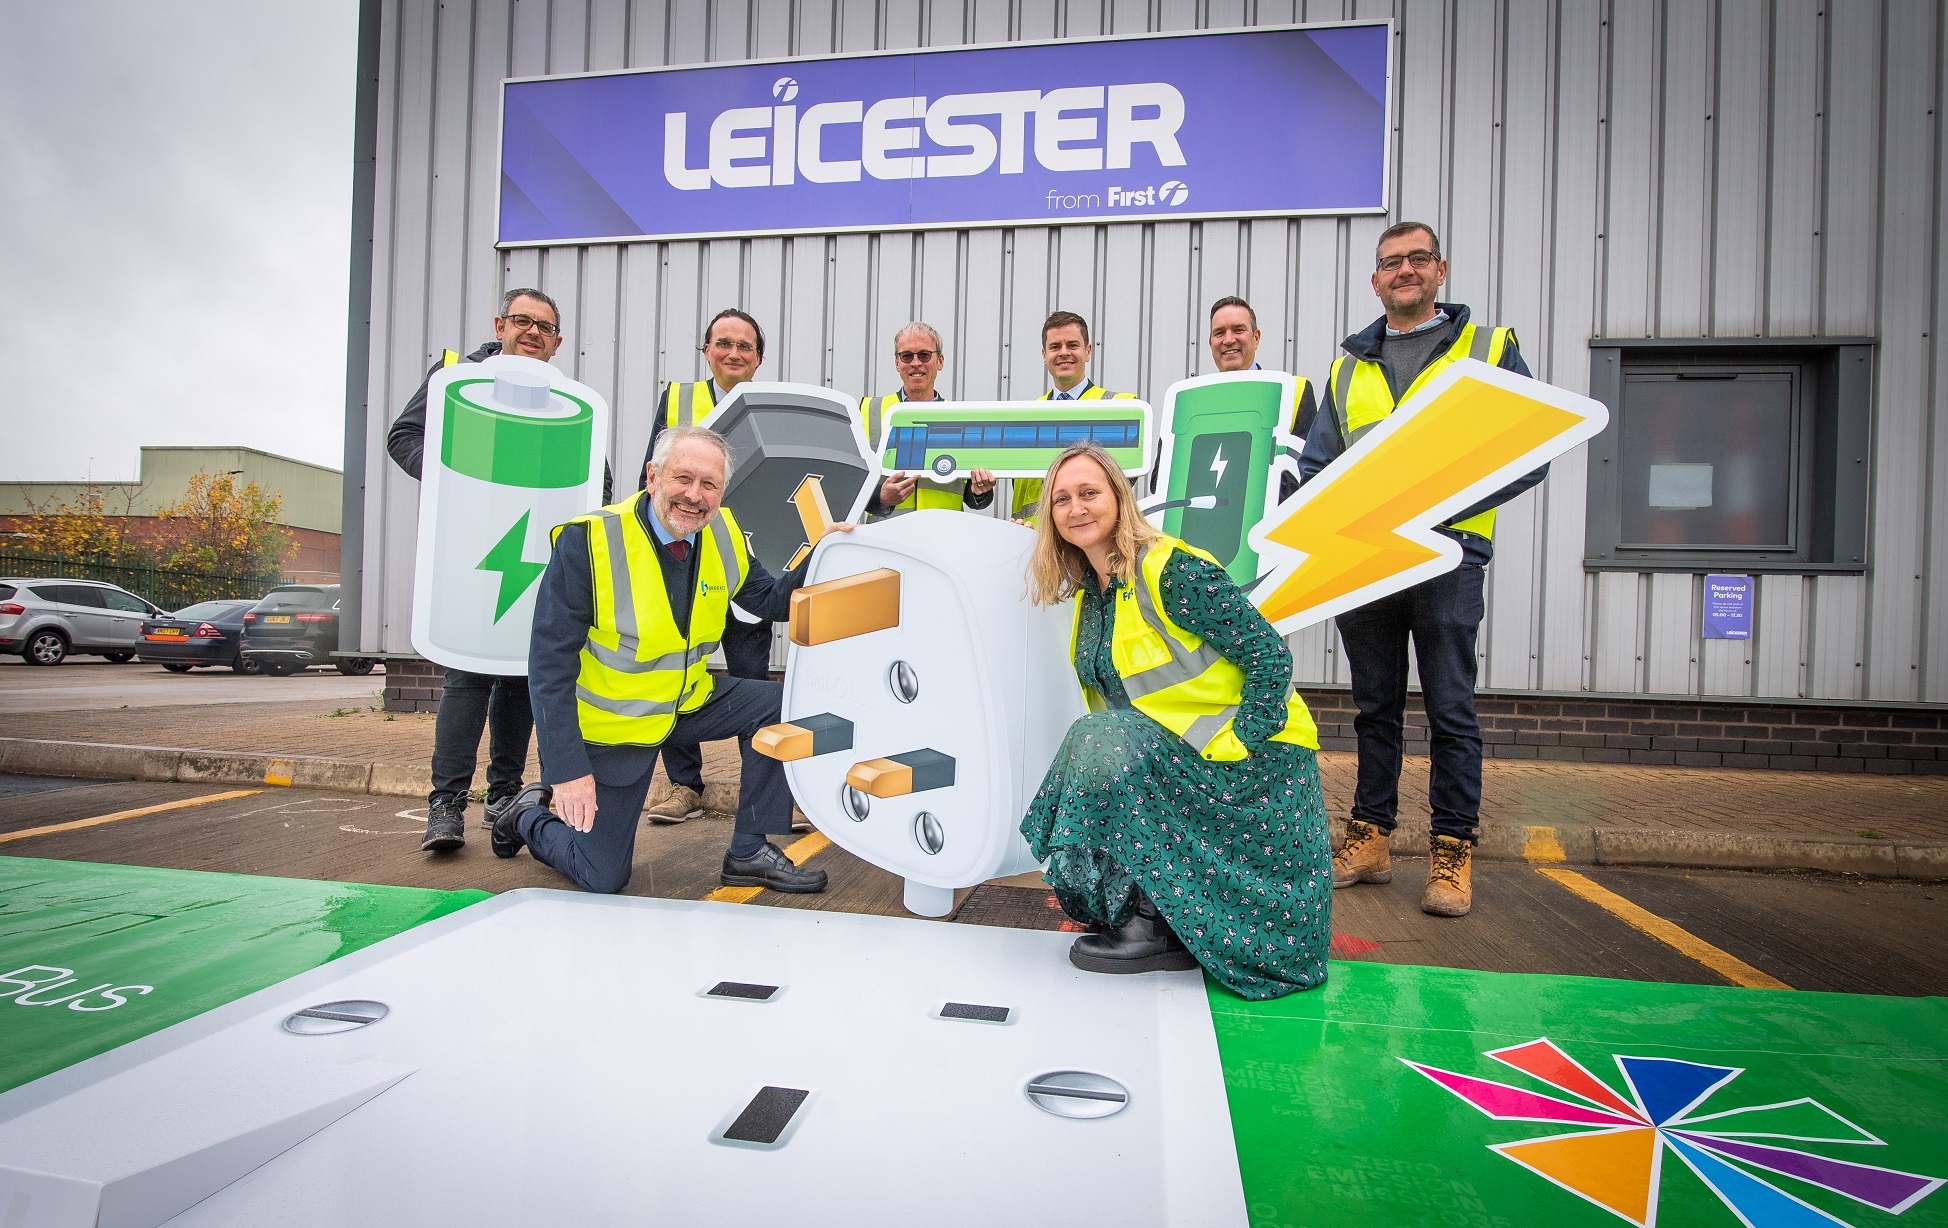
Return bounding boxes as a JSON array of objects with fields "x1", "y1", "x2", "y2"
[{"x1": 0, "y1": 2, "x2": 358, "y2": 483}]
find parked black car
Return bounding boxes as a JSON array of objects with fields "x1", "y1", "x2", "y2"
[
  {"x1": 240, "y1": 585, "x2": 376, "y2": 676},
  {"x1": 137, "y1": 599, "x2": 259, "y2": 672}
]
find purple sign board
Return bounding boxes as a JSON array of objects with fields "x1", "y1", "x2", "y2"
[
  {"x1": 1702, "y1": 574, "x2": 1753, "y2": 640},
  {"x1": 498, "y1": 24, "x2": 1391, "y2": 246}
]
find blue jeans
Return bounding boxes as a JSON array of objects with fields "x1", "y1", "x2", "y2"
[
  {"x1": 1334, "y1": 564, "x2": 1485, "y2": 843},
  {"x1": 429, "y1": 669, "x2": 533, "y2": 809},
  {"x1": 519, "y1": 676, "x2": 793, "y2": 894},
  {"x1": 656, "y1": 616, "x2": 773, "y2": 791}
]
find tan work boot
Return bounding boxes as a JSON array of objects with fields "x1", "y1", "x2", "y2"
[
  {"x1": 1332, "y1": 819, "x2": 1392, "y2": 888},
  {"x1": 645, "y1": 784, "x2": 703, "y2": 824},
  {"x1": 1423, "y1": 834, "x2": 1474, "y2": 917}
]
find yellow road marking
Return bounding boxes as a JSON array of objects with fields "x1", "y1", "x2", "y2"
[
  {"x1": 702, "y1": 831, "x2": 832, "y2": 904},
  {"x1": 0, "y1": 790, "x2": 263, "y2": 845},
  {"x1": 265, "y1": 758, "x2": 294, "y2": 787},
  {"x1": 1523, "y1": 826, "x2": 1567, "y2": 863},
  {"x1": 1536, "y1": 867, "x2": 1791, "y2": 990}
]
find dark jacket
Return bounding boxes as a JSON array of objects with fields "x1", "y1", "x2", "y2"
[
  {"x1": 1296, "y1": 303, "x2": 1542, "y2": 566},
  {"x1": 528, "y1": 491, "x2": 809, "y2": 785},
  {"x1": 389, "y1": 340, "x2": 611, "y2": 500}
]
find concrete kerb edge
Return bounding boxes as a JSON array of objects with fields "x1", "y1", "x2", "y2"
[{"x1": 2, "y1": 737, "x2": 1941, "y2": 879}]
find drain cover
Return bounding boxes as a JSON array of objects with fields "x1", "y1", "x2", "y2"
[
  {"x1": 1024, "y1": 1070, "x2": 1129, "y2": 1119},
  {"x1": 283, "y1": 999, "x2": 389, "y2": 1035}
]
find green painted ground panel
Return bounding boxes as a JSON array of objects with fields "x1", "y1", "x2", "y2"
[
  {"x1": 0, "y1": 856, "x2": 485, "y2": 1093},
  {"x1": 1210, "y1": 962, "x2": 1948, "y2": 1228}
]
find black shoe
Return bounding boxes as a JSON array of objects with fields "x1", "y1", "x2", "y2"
[
  {"x1": 483, "y1": 789, "x2": 523, "y2": 831},
  {"x1": 720, "y1": 842, "x2": 827, "y2": 894},
  {"x1": 1068, "y1": 890, "x2": 1200, "y2": 974},
  {"x1": 420, "y1": 800, "x2": 466, "y2": 852},
  {"x1": 493, "y1": 782, "x2": 550, "y2": 859}
]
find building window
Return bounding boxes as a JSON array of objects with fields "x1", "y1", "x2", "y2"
[{"x1": 1584, "y1": 339, "x2": 1873, "y2": 573}]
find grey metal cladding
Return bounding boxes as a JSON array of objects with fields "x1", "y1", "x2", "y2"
[{"x1": 360, "y1": 0, "x2": 1946, "y2": 703}]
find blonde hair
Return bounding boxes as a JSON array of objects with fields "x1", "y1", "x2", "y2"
[{"x1": 1027, "y1": 441, "x2": 1158, "y2": 606}]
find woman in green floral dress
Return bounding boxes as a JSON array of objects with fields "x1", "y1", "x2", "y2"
[{"x1": 1020, "y1": 441, "x2": 1331, "y2": 1000}]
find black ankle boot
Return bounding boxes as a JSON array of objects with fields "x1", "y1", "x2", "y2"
[{"x1": 1068, "y1": 890, "x2": 1200, "y2": 974}]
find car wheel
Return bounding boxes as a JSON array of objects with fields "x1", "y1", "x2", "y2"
[
  {"x1": 335, "y1": 658, "x2": 376, "y2": 676},
  {"x1": 231, "y1": 653, "x2": 260, "y2": 675},
  {"x1": 103, "y1": 652, "x2": 136, "y2": 664},
  {"x1": 161, "y1": 663, "x2": 193, "y2": 673},
  {"x1": 24, "y1": 629, "x2": 68, "y2": 666}
]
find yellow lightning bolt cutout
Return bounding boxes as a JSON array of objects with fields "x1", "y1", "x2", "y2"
[{"x1": 1250, "y1": 359, "x2": 1608, "y2": 632}]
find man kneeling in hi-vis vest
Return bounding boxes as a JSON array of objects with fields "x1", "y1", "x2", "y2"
[
  {"x1": 1296, "y1": 221, "x2": 1545, "y2": 920},
  {"x1": 494, "y1": 425, "x2": 854, "y2": 894}
]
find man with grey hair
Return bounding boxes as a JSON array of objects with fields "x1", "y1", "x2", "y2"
[
  {"x1": 859, "y1": 321, "x2": 996, "y2": 516},
  {"x1": 498, "y1": 425, "x2": 851, "y2": 894},
  {"x1": 387, "y1": 287, "x2": 609, "y2": 854}
]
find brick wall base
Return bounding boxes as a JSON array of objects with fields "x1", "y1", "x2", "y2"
[
  {"x1": 382, "y1": 657, "x2": 446, "y2": 713},
  {"x1": 1300, "y1": 688, "x2": 1948, "y2": 775},
  {"x1": 384, "y1": 657, "x2": 1944, "y2": 775}
]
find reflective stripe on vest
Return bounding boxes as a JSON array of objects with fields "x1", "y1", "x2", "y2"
[
  {"x1": 1014, "y1": 385, "x2": 1137, "y2": 516},
  {"x1": 553, "y1": 499, "x2": 749, "y2": 745},
  {"x1": 1329, "y1": 323, "x2": 1512, "y2": 540},
  {"x1": 860, "y1": 393, "x2": 963, "y2": 513},
  {"x1": 664, "y1": 381, "x2": 715, "y2": 429},
  {"x1": 1071, "y1": 536, "x2": 1318, "y2": 761}
]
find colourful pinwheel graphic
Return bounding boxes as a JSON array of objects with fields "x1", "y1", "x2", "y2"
[{"x1": 1404, "y1": 1039, "x2": 1944, "y2": 1227}]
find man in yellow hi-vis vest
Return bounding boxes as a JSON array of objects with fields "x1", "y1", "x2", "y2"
[
  {"x1": 1297, "y1": 222, "x2": 1545, "y2": 920},
  {"x1": 495, "y1": 425, "x2": 853, "y2": 895},
  {"x1": 633, "y1": 309, "x2": 775, "y2": 825},
  {"x1": 860, "y1": 321, "x2": 997, "y2": 517},
  {"x1": 1012, "y1": 310, "x2": 1136, "y2": 519}
]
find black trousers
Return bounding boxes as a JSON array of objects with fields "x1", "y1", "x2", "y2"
[
  {"x1": 656, "y1": 616, "x2": 774, "y2": 791},
  {"x1": 428, "y1": 669, "x2": 533, "y2": 808},
  {"x1": 518, "y1": 676, "x2": 794, "y2": 894},
  {"x1": 1333, "y1": 564, "x2": 1486, "y2": 844}
]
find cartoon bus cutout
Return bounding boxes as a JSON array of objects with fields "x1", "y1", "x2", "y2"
[{"x1": 879, "y1": 402, "x2": 1154, "y2": 478}]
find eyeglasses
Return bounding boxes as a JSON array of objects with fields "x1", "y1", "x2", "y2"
[
  {"x1": 896, "y1": 349, "x2": 938, "y2": 364},
  {"x1": 708, "y1": 338, "x2": 758, "y2": 355},
  {"x1": 502, "y1": 313, "x2": 560, "y2": 336},
  {"x1": 1377, "y1": 250, "x2": 1441, "y2": 273}
]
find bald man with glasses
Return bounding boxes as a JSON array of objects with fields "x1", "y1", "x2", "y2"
[{"x1": 859, "y1": 321, "x2": 996, "y2": 517}]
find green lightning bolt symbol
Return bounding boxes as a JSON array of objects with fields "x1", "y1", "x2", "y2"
[{"x1": 477, "y1": 510, "x2": 547, "y2": 622}]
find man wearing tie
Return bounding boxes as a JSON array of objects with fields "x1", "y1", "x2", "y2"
[{"x1": 1013, "y1": 310, "x2": 1136, "y2": 519}]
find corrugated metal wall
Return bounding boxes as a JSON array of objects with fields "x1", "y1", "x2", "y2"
[{"x1": 357, "y1": 0, "x2": 1946, "y2": 703}]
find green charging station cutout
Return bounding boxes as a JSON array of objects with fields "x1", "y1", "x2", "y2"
[
  {"x1": 0, "y1": 857, "x2": 486, "y2": 1094},
  {"x1": 1163, "y1": 380, "x2": 1286, "y2": 585}
]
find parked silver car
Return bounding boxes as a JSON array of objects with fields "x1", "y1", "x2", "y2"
[{"x1": 0, "y1": 577, "x2": 166, "y2": 666}]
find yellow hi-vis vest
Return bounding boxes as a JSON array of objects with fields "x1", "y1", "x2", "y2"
[
  {"x1": 664, "y1": 380, "x2": 716, "y2": 428},
  {"x1": 1074, "y1": 536, "x2": 1318, "y2": 762},
  {"x1": 860, "y1": 393, "x2": 964, "y2": 513},
  {"x1": 1327, "y1": 323, "x2": 1516, "y2": 540},
  {"x1": 553, "y1": 498, "x2": 750, "y2": 746},
  {"x1": 1014, "y1": 384, "x2": 1138, "y2": 518}
]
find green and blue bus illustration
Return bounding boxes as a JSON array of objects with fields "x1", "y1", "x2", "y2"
[{"x1": 880, "y1": 403, "x2": 1151, "y2": 478}]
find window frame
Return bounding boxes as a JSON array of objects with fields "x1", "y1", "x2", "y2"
[{"x1": 1584, "y1": 338, "x2": 1874, "y2": 574}]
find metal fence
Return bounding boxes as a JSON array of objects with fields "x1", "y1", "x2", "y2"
[{"x1": 0, "y1": 552, "x2": 290, "y2": 613}]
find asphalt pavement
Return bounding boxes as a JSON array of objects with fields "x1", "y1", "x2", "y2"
[
  {"x1": 0, "y1": 656, "x2": 385, "y2": 714},
  {"x1": 2, "y1": 774, "x2": 1942, "y2": 996}
]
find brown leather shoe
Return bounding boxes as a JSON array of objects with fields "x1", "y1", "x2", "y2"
[
  {"x1": 1332, "y1": 819, "x2": 1393, "y2": 888},
  {"x1": 645, "y1": 784, "x2": 703, "y2": 824},
  {"x1": 1423, "y1": 834, "x2": 1474, "y2": 917}
]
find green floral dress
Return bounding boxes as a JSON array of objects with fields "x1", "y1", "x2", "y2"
[{"x1": 1020, "y1": 550, "x2": 1331, "y2": 1000}]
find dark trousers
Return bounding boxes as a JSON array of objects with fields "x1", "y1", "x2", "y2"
[
  {"x1": 1334, "y1": 564, "x2": 1485, "y2": 843},
  {"x1": 656, "y1": 617, "x2": 774, "y2": 791},
  {"x1": 429, "y1": 668, "x2": 533, "y2": 808},
  {"x1": 519, "y1": 676, "x2": 794, "y2": 894}
]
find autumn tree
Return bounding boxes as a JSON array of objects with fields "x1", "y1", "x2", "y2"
[
  {"x1": 11, "y1": 485, "x2": 135, "y2": 561},
  {"x1": 156, "y1": 472, "x2": 294, "y2": 577}
]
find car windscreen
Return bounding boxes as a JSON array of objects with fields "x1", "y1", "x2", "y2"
[
  {"x1": 254, "y1": 588, "x2": 335, "y2": 612},
  {"x1": 173, "y1": 600, "x2": 246, "y2": 620}
]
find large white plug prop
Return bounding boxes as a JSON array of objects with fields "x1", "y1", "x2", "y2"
[{"x1": 759, "y1": 512, "x2": 1082, "y2": 917}]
